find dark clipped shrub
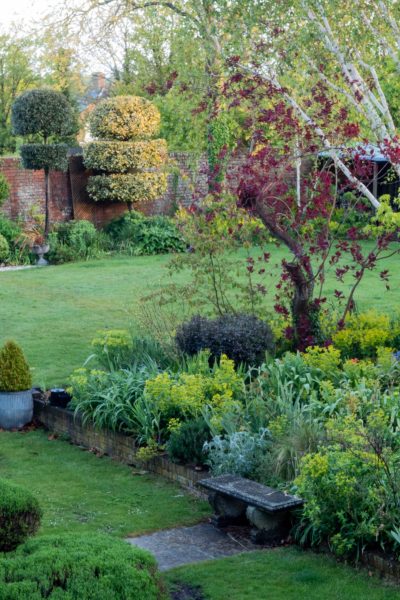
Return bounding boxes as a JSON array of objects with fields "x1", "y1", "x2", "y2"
[
  {"x1": 11, "y1": 89, "x2": 75, "y2": 139},
  {"x1": 20, "y1": 143, "x2": 69, "y2": 171},
  {"x1": 167, "y1": 418, "x2": 211, "y2": 466},
  {"x1": 0, "y1": 340, "x2": 32, "y2": 391},
  {"x1": 176, "y1": 313, "x2": 275, "y2": 367},
  {"x1": 0, "y1": 479, "x2": 42, "y2": 551},
  {"x1": 0, "y1": 533, "x2": 164, "y2": 598}
]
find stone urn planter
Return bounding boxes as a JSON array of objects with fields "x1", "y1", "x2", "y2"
[
  {"x1": 0, "y1": 341, "x2": 33, "y2": 430},
  {"x1": 32, "y1": 243, "x2": 50, "y2": 266}
]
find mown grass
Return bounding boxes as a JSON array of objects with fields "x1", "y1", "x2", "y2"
[
  {"x1": 0, "y1": 429, "x2": 209, "y2": 537},
  {"x1": 1, "y1": 243, "x2": 399, "y2": 387},
  {"x1": 167, "y1": 548, "x2": 400, "y2": 600}
]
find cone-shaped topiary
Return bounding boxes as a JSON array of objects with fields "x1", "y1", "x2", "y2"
[
  {"x1": 84, "y1": 95, "x2": 168, "y2": 210},
  {"x1": 0, "y1": 341, "x2": 32, "y2": 392}
]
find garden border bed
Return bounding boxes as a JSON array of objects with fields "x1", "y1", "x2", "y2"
[{"x1": 33, "y1": 399, "x2": 206, "y2": 495}]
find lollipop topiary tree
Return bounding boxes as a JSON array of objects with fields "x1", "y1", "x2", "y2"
[
  {"x1": 11, "y1": 89, "x2": 76, "y2": 236},
  {"x1": 83, "y1": 96, "x2": 168, "y2": 212}
]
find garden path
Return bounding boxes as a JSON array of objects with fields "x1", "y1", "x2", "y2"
[{"x1": 127, "y1": 523, "x2": 260, "y2": 571}]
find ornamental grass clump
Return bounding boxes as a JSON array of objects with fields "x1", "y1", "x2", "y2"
[
  {"x1": 84, "y1": 95, "x2": 168, "y2": 210},
  {"x1": 0, "y1": 340, "x2": 32, "y2": 392},
  {"x1": 0, "y1": 478, "x2": 42, "y2": 551}
]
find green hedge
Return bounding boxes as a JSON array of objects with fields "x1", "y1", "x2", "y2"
[
  {"x1": 0, "y1": 533, "x2": 165, "y2": 599},
  {"x1": 0, "y1": 479, "x2": 41, "y2": 551}
]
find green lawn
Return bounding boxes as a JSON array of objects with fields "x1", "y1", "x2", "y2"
[
  {"x1": 1, "y1": 430, "x2": 399, "y2": 598},
  {"x1": 167, "y1": 549, "x2": 400, "y2": 600},
  {"x1": 0, "y1": 429, "x2": 209, "y2": 537},
  {"x1": 0, "y1": 244, "x2": 399, "y2": 386}
]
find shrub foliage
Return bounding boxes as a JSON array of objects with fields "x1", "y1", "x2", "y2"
[
  {"x1": 0, "y1": 479, "x2": 42, "y2": 551},
  {"x1": 11, "y1": 89, "x2": 76, "y2": 140},
  {"x1": 0, "y1": 173, "x2": 10, "y2": 207},
  {"x1": 0, "y1": 233, "x2": 10, "y2": 262},
  {"x1": 19, "y1": 143, "x2": 69, "y2": 171},
  {"x1": 84, "y1": 140, "x2": 167, "y2": 172},
  {"x1": 88, "y1": 96, "x2": 161, "y2": 140},
  {"x1": 87, "y1": 172, "x2": 168, "y2": 204},
  {"x1": 0, "y1": 340, "x2": 32, "y2": 392},
  {"x1": 0, "y1": 533, "x2": 164, "y2": 598},
  {"x1": 167, "y1": 418, "x2": 211, "y2": 465},
  {"x1": 84, "y1": 95, "x2": 168, "y2": 207},
  {"x1": 176, "y1": 313, "x2": 275, "y2": 366}
]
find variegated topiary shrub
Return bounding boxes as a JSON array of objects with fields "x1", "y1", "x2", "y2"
[{"x1": 84, "y1": 96, "x2": 168, "y2": 210}]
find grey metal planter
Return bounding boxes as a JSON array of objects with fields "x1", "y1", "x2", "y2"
[{"x1": 0, "y1": 390, "x2": 33, "y2": 430}]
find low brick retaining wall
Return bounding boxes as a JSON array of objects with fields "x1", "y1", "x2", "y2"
[{"x1": 33, "y1": 399, "x2": 206, "y2": 495}]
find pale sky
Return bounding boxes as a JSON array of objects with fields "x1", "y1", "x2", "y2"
[{"x1": 1, "y1": 0, "x2": 57, "y2": 28}]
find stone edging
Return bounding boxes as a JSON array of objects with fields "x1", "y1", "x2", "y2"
[{"x1": 33, "y1": 399, "x2": 207, "y2": 496}]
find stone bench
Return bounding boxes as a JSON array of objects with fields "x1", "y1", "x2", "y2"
[{"x1": 199, "y1": 474, "x2": 304, "y2": 543}]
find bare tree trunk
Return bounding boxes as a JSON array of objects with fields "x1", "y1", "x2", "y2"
[{"x1": 44, "y1": 167, "x2": 50, "y2": 237}]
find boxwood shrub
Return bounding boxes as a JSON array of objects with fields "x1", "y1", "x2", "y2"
[
  {"x1": 0, "y1": 479, "x2": 42, "y2": 551},
  {"x1": 176, "y1": 313, "x2": 275, "y2": 367},
  {"x1": 0, "y1": 533, "x2": 165, "y2": 599}
]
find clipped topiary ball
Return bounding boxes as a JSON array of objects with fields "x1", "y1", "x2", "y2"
[
  {"x1": 89, "y1": 96, "x2": 161, "y2": 141},
  {"x1": 20, "y1": 144, "x2": 69, "y2": 172},
  {"x1": 0, "y1": 233, "x2": 9, "y2": 262},
  {"x1": 0, "y1": 479, "x2": 42, "y2": 551},
  {"x1": 0, "y1": 340, "x2": 32, "y2": 392},
  {"x1": 176, "y1": 313, "x2": 275, "y2": 367},
  {"x1": 11, "y1": 88, "x2": 75, "y2": 140},
  {"x1": 0, "y1": 533, "x2": 164, "y2": 598}
]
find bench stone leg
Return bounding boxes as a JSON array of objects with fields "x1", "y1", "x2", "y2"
[
  {"x1": 209, "y1": 492, "x2": 247, "y2": 527},
  {"x1": 246, "y1": 506, "x2": 290, "y2": 544}
]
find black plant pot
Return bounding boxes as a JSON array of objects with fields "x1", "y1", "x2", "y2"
[{"x1": 49, "y1": 388, "x2": 72, "y2": 409}]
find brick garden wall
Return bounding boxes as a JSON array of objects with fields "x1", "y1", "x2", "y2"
[
  {"x1": 0, "y1": 152, "x2": 246, "y2": 227},
  {"x1": 0, "y1": 157, "x2": 73, "y2": 223}
]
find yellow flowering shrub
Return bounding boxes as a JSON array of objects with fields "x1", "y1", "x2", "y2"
[
  {"x1": 295, "y1": 412, "x2": 400, "y2": 556},
  {"x1": 302, "y1": 345, "x2": 341, "y2": 378},
  {"x1": 144, "y1": 355, "x2": 244, "y2": 423},
  {"x1": 332, "y1": 310, "x2": 393, "y2": 358}
]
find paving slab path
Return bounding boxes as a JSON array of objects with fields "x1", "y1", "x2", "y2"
[{"x1": 126, "y1": 523, "x2": 259, "y2": 571}]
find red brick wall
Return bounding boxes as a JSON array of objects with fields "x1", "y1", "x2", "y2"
[
  {"x1": 0, "y1": 153, "x2": 247, "y2": 227},
  {"x1": 0, "y1": 157, "x2": 72, "y2": 223}
]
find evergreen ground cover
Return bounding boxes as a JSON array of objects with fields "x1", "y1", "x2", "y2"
[{"x1": 1, "y1": 243, "x2": 399, "y2": 387}]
